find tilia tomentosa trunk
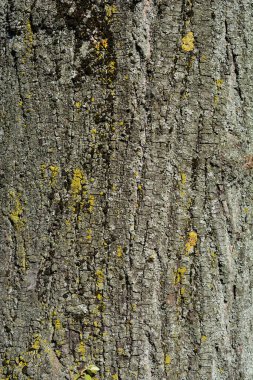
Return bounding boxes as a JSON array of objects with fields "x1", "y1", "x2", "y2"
[{"x1": 0, "y1": 0, "x2": 253, "y2": 379}]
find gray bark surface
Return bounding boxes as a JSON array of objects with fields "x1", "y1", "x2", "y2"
[{"x1": 0, "y1": 0, "x2": 253, "y2": 379}]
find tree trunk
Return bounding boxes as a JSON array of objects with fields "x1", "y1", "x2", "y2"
[{"x1": 0, "y1": 0, "x2": 253, "y2": 379}]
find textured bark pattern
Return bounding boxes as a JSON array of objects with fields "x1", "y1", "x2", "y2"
[{"x1": 0, "y1": 0, "x2": 253, "y2": 379}]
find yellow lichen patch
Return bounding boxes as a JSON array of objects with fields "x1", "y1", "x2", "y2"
[
  {"x1": 181, "y1": 172, "x2": 187, "y2": 185},
  {"x1": 55, "y1": 319, "x2": 61, "y2": 330},
  {"x1": 26, "y1": 20, "x2": 33, "y2": 45},
  {"x1": 71, "y1": 168, "x2": 86, "y2": 199},
  {"x1": 216, "y1": 79, "x2": 224, "y2": 89},
  {"x1": 31, "y1": 336, "x2": 41, "y2": 350},
  {"x1": 131, "y1": 303, "x2": 137, "y2": 312},
  {"x1": 201, "y1": 335, "x2": 207, "y2": 343},
  {"x1": 214, "y1": 79, "x2": 224, "y2": 105},
  {"x1": 88, "y1": 195, "x2": 95, "y2": 213},
  {"x1": 95, "y1": 39, "x2": 108, "y2": 51},
  {"x1": 117, "y1": 245, "x2": 123, "y2": 257},
  {"x1": 108, "y1": 61, "x2": 116, "y2": 74},
  {"x1": 24, "y1": 20, "x2": 33, "y2": 59},
  {"x1": 74, "y1": 101, "x2": 82, "y2": 109},
  {"x1": 96, "y1": 269, "x2": 104, "y2": 290},
  {"x1": 174, "y1": 267, "x2": 187, "y2": 285},
  {"x1": 49, "y1": 165, "x2": 59, "y2": 185},
  {"x1": 112, "y1": 374, "x2": 118, "y2": 380},
  {"x1": 17, "y1": 356, "x2": 28, "y2": 369},
  {"x1": 77, "y1": 340, "x2": 86, "y2": 360},
  {"x1": 181, "y1": 31, "x2": 195, "y2": 52},
  {"x1": 101, "y1": 39, "x2": 108, "y2": 49},
  {"x1": 69, "y1": 168, "x2": 86, "y2": 213},
  {"x1": 105, "y1": 4, "x2": 118, "y2": 18},
  {"x1": 180, "y1": 287, "x2": 186, "y2": 296},
  {"x1": 21, "y1": 20, "x2": 33, "y2": 65},
  {"x1": 93, "y1": 320, "x2": 100, "y2": 328},
  {"x1": 179, "y1": 171, "x2": 187, "y2": 198},
  {"x1": 9, "y1": 191, "x2": 24, "y2": 230},
  {"x1": 165, "y1": 354, "x2": 171, "y2": 365},
  {"x1": 96, "y1": 293, "x2": 103, "y2": 301},
  {"x1": 214, "y1": 94, "x2": 219, "y2": 104},
  {"x1": 210, "y1": 251, "x2": 217, "y2": 261},
  {"x1": 137, "y1": 184, "x2": 143, "y2": 191},
  {"x1": 185, "y1": 231, "x2": 198, "y2": 254},
  {"x1": 117, "y1": 348, "x2": 125, "y2": 356},
  {"x1": 55, "y1": 349, "x2": 61, "y2": 358},
  {"x1": 40, "y1": 163, "x2": 47, "y2": 178},
  {"x1": 86, "y1": 229, "x2": 92, "y2": 242}
]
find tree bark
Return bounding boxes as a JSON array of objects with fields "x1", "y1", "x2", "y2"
[{"x1": 0, "y1": 0, "x2": 253, "y2": 379}]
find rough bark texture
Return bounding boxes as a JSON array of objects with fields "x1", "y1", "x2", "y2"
[{"x1": 0, "y1": 0, "x2": 253, "y2": 379}]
